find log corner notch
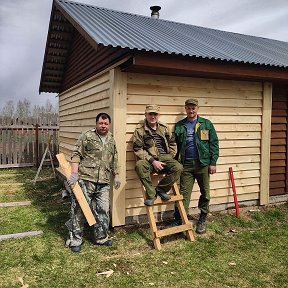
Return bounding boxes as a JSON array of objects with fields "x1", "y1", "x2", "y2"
[{"x1": 56, "y1": 153, "x2": 96, "y2": 226}]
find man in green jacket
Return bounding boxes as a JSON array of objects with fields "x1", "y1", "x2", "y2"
[
  {"x1": 133, "y1": 104, "x2": 183, "y2": 206},
  {"x1": 174, "y1": 99, "x2": 219, "y2": 234}
]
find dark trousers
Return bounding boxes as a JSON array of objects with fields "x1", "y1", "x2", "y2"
[
  {"x1": 175, "y1": 159, "x2": 210, "y2": 221},
  {"x1": 135, "y1": 154, "x2": 183, "y2": 199}
]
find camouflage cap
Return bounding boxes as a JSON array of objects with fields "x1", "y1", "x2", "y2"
[
  {"x1": 145, "y1": 104, "x2": 160, "y2": 113},
  {"x1": 185, "y1": 98, "x2": 198, "y2": 106}
]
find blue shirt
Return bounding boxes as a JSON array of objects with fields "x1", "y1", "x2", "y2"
[{"x1": 185, "y1": 119, "x2": 199, "y2": 160}]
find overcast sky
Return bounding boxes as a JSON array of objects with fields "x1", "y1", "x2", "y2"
[{"x1": 0, "y1": 0, "x2": 287, "y2": 111}]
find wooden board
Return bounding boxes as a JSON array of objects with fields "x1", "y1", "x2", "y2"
[
  {"x1": 0, "y1": 230, "x2": 43, "y2": 241},
  {"x1": 56, "y1": 153, "x2": 96, "y2": 226},
  {"x1": 110, "y1": 68, "x2": 127, "y2": 226},
  {"x1": 0, "y1": 201, "x2": 31, "y2": 207}
]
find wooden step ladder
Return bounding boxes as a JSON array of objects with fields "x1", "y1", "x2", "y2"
[{"x1": 142, "y1": 180, "x2": 195, "y2": 250}]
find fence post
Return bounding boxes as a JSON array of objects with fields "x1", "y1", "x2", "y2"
[{"x1": 35, "y1": 123, "x2": 39, "y2": 167}]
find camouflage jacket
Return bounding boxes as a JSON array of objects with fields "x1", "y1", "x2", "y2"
[
  {"x1": 71, "y1": 129, "x2": 119, "y2": 184},
  {"x1": 133, "y1": 119, "x2": 177, "y2": 162}
]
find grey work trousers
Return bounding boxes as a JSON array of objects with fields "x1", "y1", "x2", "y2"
[{"x1": 65, "y1": 180, "x2": 110, "y2": 247}]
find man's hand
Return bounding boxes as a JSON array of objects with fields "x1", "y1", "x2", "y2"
[
  {"x1": 114, "y1": 174, "x2": 121, "y2": 190},
  {"x1": 209, "y1": 165, "x2": 216, "y2": 174},
  {"x1": 67, "y1": 172, "x2": 79, "y2": 186},
  {"x1": 152, "y1": 160, "x2": 166, "y2": 173}
]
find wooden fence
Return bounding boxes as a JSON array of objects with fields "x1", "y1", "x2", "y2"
[{"x1": 0, "y1": 116, "x2": 59, "y2": 168}]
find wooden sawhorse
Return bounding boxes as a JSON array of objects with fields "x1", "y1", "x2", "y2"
[{"x1": 143, "y1": 182, "x2": 195, "y2": 250}]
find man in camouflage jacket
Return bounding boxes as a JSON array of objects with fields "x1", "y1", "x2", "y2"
[
  {"x1": 133, "y1": 104, "x2": 183, "y2": 206},
  {"x1": 65, "y1": 112, "x2": 120, "y2": 252}
]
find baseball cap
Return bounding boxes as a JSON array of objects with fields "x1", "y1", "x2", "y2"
[
  {"x1": 145, "y1": 104, "x2": 160, "y2": 113},
  {"x1": 185, "y1": 98, "x2": 198, "y2": 106}
]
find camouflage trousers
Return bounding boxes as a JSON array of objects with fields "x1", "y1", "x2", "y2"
[{"x1": 65, "y1": 180, "x2": 110, "y2": 247}]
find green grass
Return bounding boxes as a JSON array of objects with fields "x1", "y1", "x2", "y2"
[{"x1": 0, "y1": 167, "x2": 287, "y2": 288}]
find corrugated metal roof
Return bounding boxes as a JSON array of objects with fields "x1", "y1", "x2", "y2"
[{"x1": 56, "y1": 0, "x2": 288, "y2": 68}]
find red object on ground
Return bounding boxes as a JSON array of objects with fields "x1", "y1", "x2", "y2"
[{"x1": 229, "y1": 167, "x2": 240, "y2": 217}]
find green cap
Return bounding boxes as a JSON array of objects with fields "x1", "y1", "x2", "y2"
[{"x1": 185, "y1": 98, "x2": 198, "y2": 106}]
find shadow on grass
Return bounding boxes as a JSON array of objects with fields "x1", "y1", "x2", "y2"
[
  {"x1": 116, "y1": 221, "x2": 188, "y2": 250},
  {"x1": 113, "y1": 223, "x2": 153, "y2": 248}
]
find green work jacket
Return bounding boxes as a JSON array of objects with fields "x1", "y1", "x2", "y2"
[{"x1": 175, "y1": 116, "x2": 219, "y2": 166}]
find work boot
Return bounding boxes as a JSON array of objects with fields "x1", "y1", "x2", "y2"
[
  {"x1": 156, "y1": 189, "x2": 171, "y2": 201},
  {"x1": 173, "y1": 209, "x2": 182, "y2": 226},
  {"x1": 144, "y1": 197, "x2": 156, "y2": 206},
  {"x1": 101, "y1": 239, "x2": 113, "y2": 246},
  {"x1": 70, "y1": 245, "x2": 81, "y2": 253},
  {"x1": 196, "y1": 212, "x2": 207, "y2": 234},
  {"x1": 169, "y1": 219, "x2": 182, "y2": 227},
  {"x1": 96, "y1": 239, "x2": 113, "y2": 247}
]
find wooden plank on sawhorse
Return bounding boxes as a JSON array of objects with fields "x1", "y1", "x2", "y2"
[
  {"x1": 56, "y1": 153, "x2": 96, "y2": 226},
  {"x1": 143, "y1": 181, "x2": 195, "y2": 250}
]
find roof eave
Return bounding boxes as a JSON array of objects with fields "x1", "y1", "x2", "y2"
[{"x1": 121, "y1": 51, "x2": 288, "y2": 82}]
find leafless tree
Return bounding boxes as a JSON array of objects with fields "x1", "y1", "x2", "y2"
[
  {"x1": 16, "y1": 98, "x2": 31, "y2": 120},
  {"x1": 0, "y1": 98, "x2": 58, "y2": 125},
  {"x1": 2, "y1": 100, "x2": 15, "y2": 117},
  {"x1": 45, "y1": 99, "x2": 54, "y2": 113}
]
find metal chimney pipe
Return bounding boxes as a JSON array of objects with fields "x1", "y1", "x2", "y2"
[{"x1": 150, "y1": 6, "x2": 161, "y2": 19}]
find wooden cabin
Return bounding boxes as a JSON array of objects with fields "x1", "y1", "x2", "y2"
[{"x1": 40, "y1": 0, "x2": 288, "y2": 226}]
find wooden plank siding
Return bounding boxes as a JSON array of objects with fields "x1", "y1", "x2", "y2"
[
  {"x1": 125, "y1": 73, "x2": 264, "y2": 218},
  {"x1": 61, "y1": 29, "x2": 129, "y2": 92},
  {"x1": 58, "y1": 70, "x2": 111, "y2": 155},
  {"x1": 270, "y1": 86, "x2": 288, "y2": 196}
]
